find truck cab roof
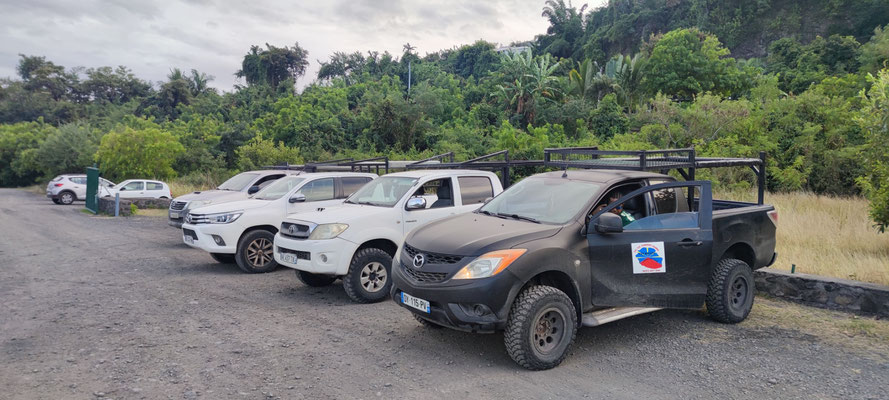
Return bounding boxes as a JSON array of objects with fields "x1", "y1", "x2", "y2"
[{"x1": 534, "y1": 170, "x2": 673, "y2": 184}]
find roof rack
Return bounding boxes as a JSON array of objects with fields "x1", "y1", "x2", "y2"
[
  {"x1": 262, "y1": 156, "x2": 389, "y2": 174},
  {"x1": 405, "y1": 150, "x2": 548, "y2": 186},
  {"x1": 543, "y1": 147, "x2": 767, "y2": 204}
]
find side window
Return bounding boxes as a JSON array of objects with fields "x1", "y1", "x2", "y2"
[
  {"x1": 410, "y1": 178, "x2": 454, "y2": 209},
  {"x1": 146, "y1": 182, "x2": 164, "y2": 190},
  {"x1": 458, "y1": 176, "x2": 494, "y2": 205},
  {"x1": 296, "y1": 178, "x2": 335, "y2": 202},
  {"x1": 71, "y1": 177, "x2": 86, "y2": 184},
  {"x1": 255, "y1": 174, "x2": 285, "y2": 189},
  {"x1": 624, "y1": 185, "x2": 700, "y2": 231},
  {"x1": 123, "y1": 181, "x2": 144, "y2": 191},
  {"x1": 341, "y1": 177, "x2": 372, "y2": 198}
]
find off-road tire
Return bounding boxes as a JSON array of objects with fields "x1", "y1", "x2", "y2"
[
  {"x1": 504, "y1": 285, "x2": 577, "y2": 370},
  {"x1": 59, "y1": 191, "x2": 75, "y2": 205},
  {"x1": 235, "y1": 230, "x2": 277, "y2": 274},
  {"x1": 706, "y1": 258, "x2": 755, "y2": 323},
  {"x1": 52, "y1": 198, "x2": 61, "y2": 204},
  {"x1": 413, "y1": 313, "x2": 443, "y2": 329},
  {"x1": 210, "y1": 253, "x2": 235, "y2": 264},
  {"x1": 296, "y1": 270, "x2": 337, "y2": 287},
  {"x1": 342, "y1": 248, "x2": 392, "y2": 303}
]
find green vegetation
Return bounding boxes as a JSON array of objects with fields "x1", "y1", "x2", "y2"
[{"x1": 1, "y1": 1, "x2": 888, "y2": 229}]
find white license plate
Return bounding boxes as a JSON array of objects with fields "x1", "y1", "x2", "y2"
[
  {"x1": 170, "y1": 211, "x2": 178, "y2": 219},
  {"x1": 184, "y1": 236, "x2": 194, "y2": 244},
  {"x1": 401, "y1": 292, "x2": 430, "y2": 313},
  {"x1": 280, "y1": 253, "x2": 298, "y2": 264}
]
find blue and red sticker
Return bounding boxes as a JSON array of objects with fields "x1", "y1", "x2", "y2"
[{"x1": 632, "y1": 242, "x2": 666, "y2": 274}]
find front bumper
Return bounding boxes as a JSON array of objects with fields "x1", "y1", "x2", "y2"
[
  {"x1": 168, "y1": 209, "x2": 186, "y2": 228},
  {"x1": 273, "y1": 234, "x2": 358, "y2": 276},
  {"x1": 180, "y1": 223, "x2": 238, "y2": 254},
  {"x1": 391, "y1": 262, "x2": 521, "y2": 333}
]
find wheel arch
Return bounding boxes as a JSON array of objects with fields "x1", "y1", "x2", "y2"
[
  {"x1": 59, "y1": 189, "x2": 77, "y2": 200},
  {"x1": 521, "y1": 270, "x2": 583, "y2": 325},
  {"x1": 719, "y1": 242, "x2": 756, "y2": 268},
  {"x1": 238, "y1": 225, "x2": 278, "y2": 246},
  {"x1": 355, "y1": 238, "x2": 399, "y2": 258}
]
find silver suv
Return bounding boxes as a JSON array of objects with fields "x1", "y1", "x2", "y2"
[
  {"x1": 168, "y1": 170, "x2": 300, "y2": 228},
  {"x1": 47, "y1": 174, "x2": 115, "y2": 205}
]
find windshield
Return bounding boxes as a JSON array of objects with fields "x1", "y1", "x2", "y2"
[
  {"x1": 218, "y1": 172, "x2": 259, "y2": 191},
  {"x1": 252, "y1": 177, "x2": 305, "y2": 201},
  {"x1": 345, "y1": 176, "x2": 418, "y2": 207},
  {"x1": 479, "y1": 177, "x2": 601, "y2": 225}
]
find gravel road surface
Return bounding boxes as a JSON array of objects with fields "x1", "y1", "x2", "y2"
[{"x1": 1, "y1": 189, "x2": 887, "y2": 399}]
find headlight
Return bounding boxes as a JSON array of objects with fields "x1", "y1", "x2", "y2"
[
  {"x1": 308, "y1": 223, "x2": 349, "y2": 240},
  {"x1": 206, "y1": 211, "x2": 242, "y2": 224},
  {"x1": 187, "y1": 200, "x2": 211, "y2": 209},
  {"x1": 452, "y1": 249, "x2": 527, "y2": 280}
]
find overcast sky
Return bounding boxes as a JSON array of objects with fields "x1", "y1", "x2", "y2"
[{"x1": 0, "y1": 0, "x2": 607, "y2": 91}]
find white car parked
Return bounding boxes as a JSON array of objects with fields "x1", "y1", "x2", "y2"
[
  {"x1": 181, "y1": 172, "x2": 377, "y2": 273},
  {"x1": 274, "y1": 170, "x2": 504, "y2": 303},
  {"x1": 109, "y1": 179, "x2": 172, "y2": 199},
  {"x1": 46, "y1": 174, "x2": 115, "y2": 205}
]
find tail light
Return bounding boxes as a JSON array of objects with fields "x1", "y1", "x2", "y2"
[
  {"x1": 767, "y1": 210, "x2": 778, "y2": 225},
  {"x1": 54, "y1": 183, "x2": 64, "y2": 187}
]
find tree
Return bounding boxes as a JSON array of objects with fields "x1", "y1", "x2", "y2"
[
  {"x1": 860, "y1": 24, "x2": 889, "y2": 73},
  {"x1": 856, "y1": 69, "x2": 889, "y2": 232},
  {"x1": 236, "y1": 136, "x2": 302, "y2": 170},
  {"x1": 236, "y1": 43, "x2": 310, "y2": 89},
  {"x1": 95, "y1": 119, "x2": 184, "y2": 180},
  {"x1": 317, "y1": 51, "x2": 366, "y2": 84},
  {"x1": 643, "y1": 28, "x2": 749, "y2": 99},
  {"x1": 31, "y1": 123, "x2": 102, "y2": 178},
  {"x1": 588, "y1": 93, "x2": 627, "y2": 139},
  {"x1": 0, "y1": 120, "x2": 54, "y2": 186},
  {"x1": 80, "y1": 66, "x2": 151, "y2": 104}
]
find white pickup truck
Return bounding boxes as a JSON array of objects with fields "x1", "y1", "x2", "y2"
[
  {"x1": 273, "y1": 169, "x2": 504, "y2": 303},
  {"x1": 181, "y1": 172, "x2": 377, "y2": 273}
]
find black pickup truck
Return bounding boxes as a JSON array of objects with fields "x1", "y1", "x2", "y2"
[{"x1": 391, "y1": 148, "x2": 778, "y2": 370}]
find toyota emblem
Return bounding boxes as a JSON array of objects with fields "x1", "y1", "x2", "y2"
[
  {"x1": 185, "y1": 213, "x2": 192, "y2": 223},
  {"x1": 412, "y1": 253, "x2": 426, "y2": 268},
  {"x1": 288, "y1": 225, "x2": 297, "y2": 235}
]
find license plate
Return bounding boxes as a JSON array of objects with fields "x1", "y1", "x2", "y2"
[
  {"x1": 170, "y1": 211, "x2": 178, "y2": 219},
  {"x1": 184, "y1": 236, "x2": 194, "y2": 244},
  {"x1": 280, "y1": 253, "x2": 298, "y2": 264},
  {"x1": 401, "y1": 292, "x2": 430, "y2": 313}
]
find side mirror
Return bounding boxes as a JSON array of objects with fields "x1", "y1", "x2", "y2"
[
  {"x1": 406, "y1": 197, "x2": 426, "y2": 210},
  {"x1": 483, "y1": 197, "x2": 494, "y2": 204},
  {"x1": 247, "y1": 185, "x2": 260, "y2": 195},
  {"x1": 289, "y1": 194, "x2": 306, "y2": 203},
  {"x1": 594, "y1": 213, "x2": 623, "y2": 234},
  {"x1": 119, "y1": 187, "x2": 127, "y2": 191}
]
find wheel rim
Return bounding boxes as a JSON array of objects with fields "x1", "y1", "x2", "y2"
[
  {"x1": 246, "y1": 238, "x2": 273, "y2": 268},
  {"x1": 729, "y1": 275, "x2": 749, "y2": 311},
  {"x1": 532, "y1": 307, "x2": 567, "y2": 355},
  {"x1": 61, "y1": 193, "x2": 72, "y2": 204},
  {"x1": 359, "y1": 262, "x2": 387, "y2": 293}
]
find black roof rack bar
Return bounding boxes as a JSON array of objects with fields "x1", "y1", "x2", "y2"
[
  {"x1": 407, "y1": 152, "x2": 455, "y2": 166},
  {"x1": 405, "y1": 150, "x2": 548, "y2": 187},
  {"x1": 543, "y1": 147, "x2": 766, "y2": 204},
  {"x1": 338, "y1": 156, "x2": 389, "y2": 174}
]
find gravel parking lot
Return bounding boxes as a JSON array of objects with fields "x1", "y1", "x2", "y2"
[{"x1": 2, "y1": 188, "x2": 888, "y2": 399}]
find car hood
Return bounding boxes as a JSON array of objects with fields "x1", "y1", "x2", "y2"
[
  {"x1": 405, "y1": 213, "x2": 562, "y2": 256},
  {"x1": 173, "y1": 190, "x2": 247, "y2": 204},
  {"x1": 283, "y1": 203, "x2": 391, "y2": 225},
  {"x1": 188, "y1": 199, "x2": 271, "y2": 214}
]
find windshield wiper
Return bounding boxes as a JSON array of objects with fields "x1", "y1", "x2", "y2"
[
  {"x1": 478, "y1": 210, "x2": 506, "y2": 219},
  {"x1": 496, "y1": 213, "x2": 541, "y2": 223}
]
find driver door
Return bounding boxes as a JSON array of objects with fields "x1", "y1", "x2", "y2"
[
  {"x1": 402, "y1": 177, "x2": 458, "y2": 235},
  {"x1": 285, "y1": 178, "x2": 341, "y2": 215},
  {"x1": 586, "y1": 181, "x2": 714, "y2": 309}
]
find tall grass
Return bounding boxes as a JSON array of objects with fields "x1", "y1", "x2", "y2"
[
  {"x1": 168, "y1": 170, "x2": 232, "y2": 197},
  {"x1": 719, "y1": 190, "x2": 889, "y2": 286}
]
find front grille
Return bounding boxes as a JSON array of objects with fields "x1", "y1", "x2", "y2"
[
  {"x1": 186, "y1": 213, "x2": 211, "y2": 224},
  {"x1": 403, "y1": 243, "x2": 463, "y2": 264},
  {"x1": 183, "y1": 228, "x2": 198, "y2": 240},
  {"x1": 402, "y1": 262, "x2": 449, "y2": 283},
  {"x1": 281, "y1": 221, "x2": 311, "y2": 239},
  {"x1": 170, "y1": 201, "x2": 188, "y2": 211},
  {"x1": 277, "y1": 246, "x2": 311, "y2": 260}
]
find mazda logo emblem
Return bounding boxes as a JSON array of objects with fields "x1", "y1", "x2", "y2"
[{"x1": 412, "y1": 253, "x2": 426, "y2": 268}]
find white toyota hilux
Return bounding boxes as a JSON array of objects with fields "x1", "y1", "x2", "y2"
[
  {"x1": 181, "y1": 172, "x2": 377, "y2": 273},
  {"x1": 274, "y1": 169, "x2": 504, "y2": 303}
]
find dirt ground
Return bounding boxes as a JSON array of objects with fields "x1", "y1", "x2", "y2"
[{"x1": 2, "y1": 189, "x2": 888, "y2": 400}]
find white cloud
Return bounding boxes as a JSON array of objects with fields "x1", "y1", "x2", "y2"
[{"x1": 0, "y1": 0, "x2": 607, "y2": 91}]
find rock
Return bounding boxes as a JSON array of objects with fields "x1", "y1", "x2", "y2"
[{"x1": 767, "y1": 378, "x2": 778, "y2": 385}]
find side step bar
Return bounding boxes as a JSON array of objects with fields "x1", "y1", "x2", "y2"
[{"x1": 581, "y1": 307, "x2": 662, "y2": 327}]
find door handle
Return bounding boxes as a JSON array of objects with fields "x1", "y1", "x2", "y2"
[
  {"x1": 406, "y1": 220, "x2": 417, "y2": 223},
  {"x1": 678, "y1": 240, "x2": 703, "y2": 247}
]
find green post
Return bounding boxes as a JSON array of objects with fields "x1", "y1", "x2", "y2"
[{"x1": 85, "y1": 166, "x2": 99, "y2": 214}]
